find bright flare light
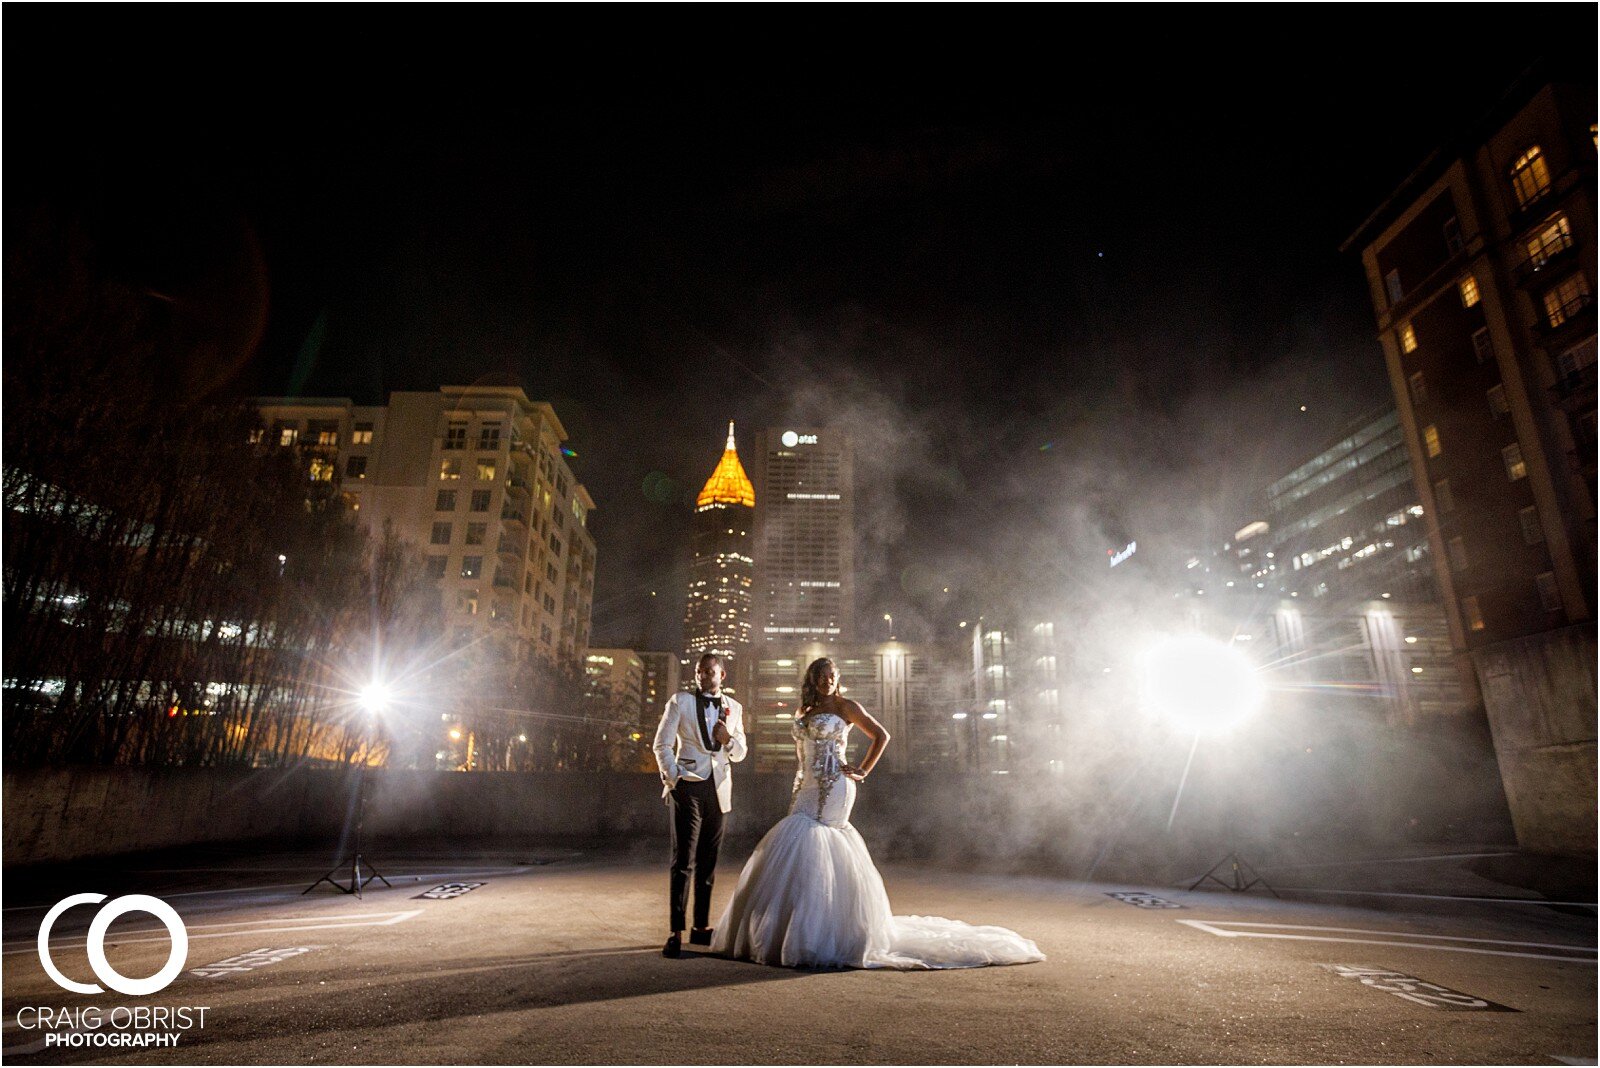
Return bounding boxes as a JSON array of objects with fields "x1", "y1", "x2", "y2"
[
  {"x1": 1144, "y1": 634, "x2": 1264, "y2": 733},
  {"x1": 358, "y1": 681, "x2": 392, "y2": 716}
]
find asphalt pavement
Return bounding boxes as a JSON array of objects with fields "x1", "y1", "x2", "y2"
[{"x1": 2, "y1": 841, "x2": 1594, "y2": 1065}]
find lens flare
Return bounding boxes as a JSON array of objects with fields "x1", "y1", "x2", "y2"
[
  {"x1": 358, "y1": 681, "x2": 392, "y2": 716},
  {"x1": 1144, "y1": 635, "x2": 1263, "y2": 733}
]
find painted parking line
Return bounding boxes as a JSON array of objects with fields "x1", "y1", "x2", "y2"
[
  {"x1": 3, "y1": 909, "x2": 423, "y2": 955},
  {"x1": 1177, "y1": 919, "x2": 1597, "y2": 963}
]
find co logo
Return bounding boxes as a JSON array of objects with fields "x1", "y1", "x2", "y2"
[{"x1": 38, "y1": 894, "x2": 188, "y2": 996}]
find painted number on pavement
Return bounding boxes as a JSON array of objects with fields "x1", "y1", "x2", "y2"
[
  {"x1": 417, "y1": 882, "x2": 486, "y2": 900},
  {"x1": 191, "y1": 946, "x2": 322, "y2": 978},
  {"x1": 1321, "y1": 964, "x2": 1517, "y2": 1011},
  {"x1": 1107, "y1": 891, "x2": 1182, "y2": 909}
]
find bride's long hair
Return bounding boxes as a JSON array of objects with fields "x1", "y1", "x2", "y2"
[{"x1": 799, "y1": 657, "x2": 837, "y2": 716}]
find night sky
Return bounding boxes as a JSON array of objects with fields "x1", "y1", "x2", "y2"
[{"x1": 10, "y1": 11, "x2": 1594, "y2": 650}]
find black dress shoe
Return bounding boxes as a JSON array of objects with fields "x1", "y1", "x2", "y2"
[
  {"x1": 662, "y1": 934, "x2": 682, "y2": 958},
  {"x1": 689, "y1": 927, "x2": 714, "y2": 946}
]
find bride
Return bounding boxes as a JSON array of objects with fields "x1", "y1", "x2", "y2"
[{"x1": 711, "y1": 657, "x2": 1044, "y2": 969}]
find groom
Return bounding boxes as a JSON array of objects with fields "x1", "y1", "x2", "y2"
[{"x1": 652, "y1": 651, "x2": 747, "y2": 958}]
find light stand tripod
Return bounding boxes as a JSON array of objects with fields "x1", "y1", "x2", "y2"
[
  {"x1": 304, "y1": 754, "x2": 391, "y2": 898},
  {"x1": 1189, "y1": 850, "x2": 1278, "y2": 896}
]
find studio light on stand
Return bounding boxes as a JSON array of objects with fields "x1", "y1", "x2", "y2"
[
  {"x1": 304, "y1": 679, "x2": 394, "y2": 898},
  {"x1": 1144, "y1": 634, "x2": 1277, "y2": 897}
]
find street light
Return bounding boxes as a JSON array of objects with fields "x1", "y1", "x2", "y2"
[{"x1": 883, "y1": 612, "x2": 895, "y2": 640}]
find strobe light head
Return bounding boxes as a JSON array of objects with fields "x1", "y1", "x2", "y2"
[
  {"x1": 358, "y1": 681, "x2": 393, "y2": 717},
  {"x1": 1143, "y1": 634, "x2": 1263, "y2": 733}
]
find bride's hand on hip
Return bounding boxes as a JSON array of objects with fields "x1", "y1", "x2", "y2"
[{"x1": 842, "y1": 764, "x2": 867, "y2": 782}]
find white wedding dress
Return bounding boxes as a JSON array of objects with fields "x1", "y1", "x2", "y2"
[{"x1": 710, "y1": 712, "x2": 1045, "y2": 969}]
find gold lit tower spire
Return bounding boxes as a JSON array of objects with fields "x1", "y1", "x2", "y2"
[{"x1": 684, "y1": 423, "x2": 755, "y2": 685}]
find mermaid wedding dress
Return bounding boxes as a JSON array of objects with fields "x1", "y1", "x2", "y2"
[{"x1": 710, "y1": 712, "x2": 1045, "y2": 969}]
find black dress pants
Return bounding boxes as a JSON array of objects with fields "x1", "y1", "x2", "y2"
[{"x1": 669, "y1": 777, "x2": 724, "y2": 932}]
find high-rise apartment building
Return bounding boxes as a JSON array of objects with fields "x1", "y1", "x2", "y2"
[
  {"x1": 1345, "y1": 71, "x2": 1595, "y2": 852},
  {"x1": 255, "y1": 386, "x2": 597, "y2": 670},
  {"x1": 637, "y1": 650, "x2": 684, "y2": 723},
  {"x1": 750, "y1": 427, "x2": 856, "y2": 644},
  {"x1": 683, "y1": 423, "x2": 755, "y2": 686},
  {"x1": 584, "y1": 648, "x2": 645, "y2": 719}
]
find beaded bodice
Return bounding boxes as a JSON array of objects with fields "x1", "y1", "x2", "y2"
[{"x1": 791, "y1": 712, "x2": 853, "y2": 825}]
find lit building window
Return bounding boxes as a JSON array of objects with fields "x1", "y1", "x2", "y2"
[
  {"x1": 1462, "y1": 595, "x2": 1486, "y2": 632},
  {"x1": 1487, "y1": 384, "x2": 1509, "y2": 417},
  {"x1": 439, "y1": 458, "x2": 462, "y2": 481},
  {"x1": 308, "y1": 456, "x2": 334, "y2": 482},
  {"x1": 1448, "y1": 536, "x2": 1469, "y2": 572},
  {"x1": 476, "y1": 460, "x2": 497, "y2": 482},
  {"x1": 1472, "y1": 327, "x2": 1494, "y2": 364},
  {"x1": 1519, "y1": 505, "x2": 1544, "y2": 546},
  {"x1": 1423, "y1": 425, "x2": 1442, "y2": 458},
  {"x1": 1510, "y1": 145, "x2": 1552, "y2": 208},
  {"x1": 1502, "y1": 442, "x2": 1527, "y2": 481},
  {"x1": 1536, "y1": 572, "x2": 1562, "y2": 613},
  {"x1": 1400, "y1": 322, "x2": 1418, "y2": 353},
  {"x1": 1525, "y1": 215, "x2": 1574, "y2": 268},
  {"x1": 352, "y1": 423, "x2": 374, "y2": 445},
  {"x1": 279, "y1": 426, "x2": 298, "y2": 447},
  {"x1": 1408, "y1": 371, "x2": 1427, "y2": 406},
  {"x1": 1542, "y1": 274, "x2": 1591, "y2": 328},
  {"x1": 247, "y1": 428, "x2": 265, "y2": 445},
  {"x1": 1458, "y1": 275, "x2": 1480, "y2": 308},
  {"x1": 316, "y1": 430, "x2": 338, "y2": 447}
]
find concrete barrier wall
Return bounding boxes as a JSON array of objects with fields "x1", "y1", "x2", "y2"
[
  {"x1": 3, "y1": 738, "x2": 1521, "y2": 870},
  {"x1": 1474, "y1": 622, "x2": 1598, "y2": 854}
]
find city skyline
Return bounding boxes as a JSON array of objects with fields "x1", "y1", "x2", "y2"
[{"x1": 7, "y1": 13, "x2": 1593, "y2": 656}]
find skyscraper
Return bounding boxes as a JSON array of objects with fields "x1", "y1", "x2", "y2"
[
  {"x1": 751, "y1": 427, "x2": 856, "y2": 644},
  {"x1": 683, "y1": 423, "x2": 755, "y2": 683}
]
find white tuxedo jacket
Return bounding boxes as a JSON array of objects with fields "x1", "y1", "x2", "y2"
[{"x1": 652, "y1": 690, "x2": 747, "y2": 813}]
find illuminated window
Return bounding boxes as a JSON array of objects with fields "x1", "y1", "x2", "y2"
[
  {"x1": 1510, "y1": 145, "x2": 1551, "y2": 208},
  {"x1": 425, "y1": 556, "x2": 446, "y2": 579},
  {"x1": 460, "y1": 555, "x2": 482, "y2": 580},
  {"x1": 1400, "y1": 322, "x2": 1418, "y2": 353},
  {"x1": 476, "y1": 460, "x2": 497, "y2": 482},
  {"x1": 465, "y1": 522, "x2": 486, "y2": 546},
  {"x1": 1519, "y1": 505, "x2": 1544, "y2": 545},
  {"x1": 1526, "y1": 215, "x2": 1574, "y2": 269},
  {"x1": 247, "y1": 427, "x2": 264, "y2": 445},
  {"x1": 1408, "y1": 372, "x2": 1427, "y2": 405},
  {"x1": 1471, "y1": 327, "x2": 1494, "y2": 364},
  {"x1": 1542, "y1": 274, "x2": 1591, "y2": 328},
  {"x1": 436, "y1": 490, "x2": 457, "y2": 511},
  {"x1": 1502, "y1": 443, "x2": 1527, "y2": 481},
  {"x1": 352, "y1": 423, "x2": 374, "y2": 445},
  {"x1": 1433, "y1": 482, "x2": 1459, "y2": 518},
  {"x1": 278, "y1": 425, "x2": 298, "y2": 447},
  {"x1": 1423, "y1": 425, "x2": 1441, "y2": 457},
  {"x1": 1458, "y1": 275, "x2": 1480, "y2": 308},
  {"x1": 1461, "y1": 595, "x2": 1485, "y2": 632},
  {"x1": 477, "y1": 424, "x2": 502, "y2": 450},
  {"x1": 1536, "y1": 572, "x2": 1562, "y2": 613},
  {"x1": 443, "y1": 424, "x2": 467, "y2": 451},
  {"x1": 346, "y1": 456, "x2": 367, "y2": 479},
  {"x1": 1385, "y1": 269, "x2": 1403, "y2": 305},
  {"x1": 316, "y1": 430, "x2": 338, "y2": 447},
  {"x1": 1487, "y1": 384, "x2": 1509, "y2": 417},
  {"x1": 1448, "y1": 536, "x2": 1469, "y2": 572},
  {"x1": 439, "y1": 458, "x2": 462, "y2": 481},
  {"x1": 470, "y1": 490, "x2": 491, "y2": 512},
  {"x1": 308, "y1": 456, "x2": 334, "y2": 482},
  {"x1": 430, "y1": 522, "x2": 451, "y2": 545}
]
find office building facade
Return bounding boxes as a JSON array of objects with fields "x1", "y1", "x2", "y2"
[
  {"x1": 255, "y1": 386, "x2": 597, "y2": 671},
  {"x1": 1345, "y1": 73, "x2": 1595, "y2": 851},
  {"x1": 750, "y1": 427, "x2": 856, "y2": 645}
]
